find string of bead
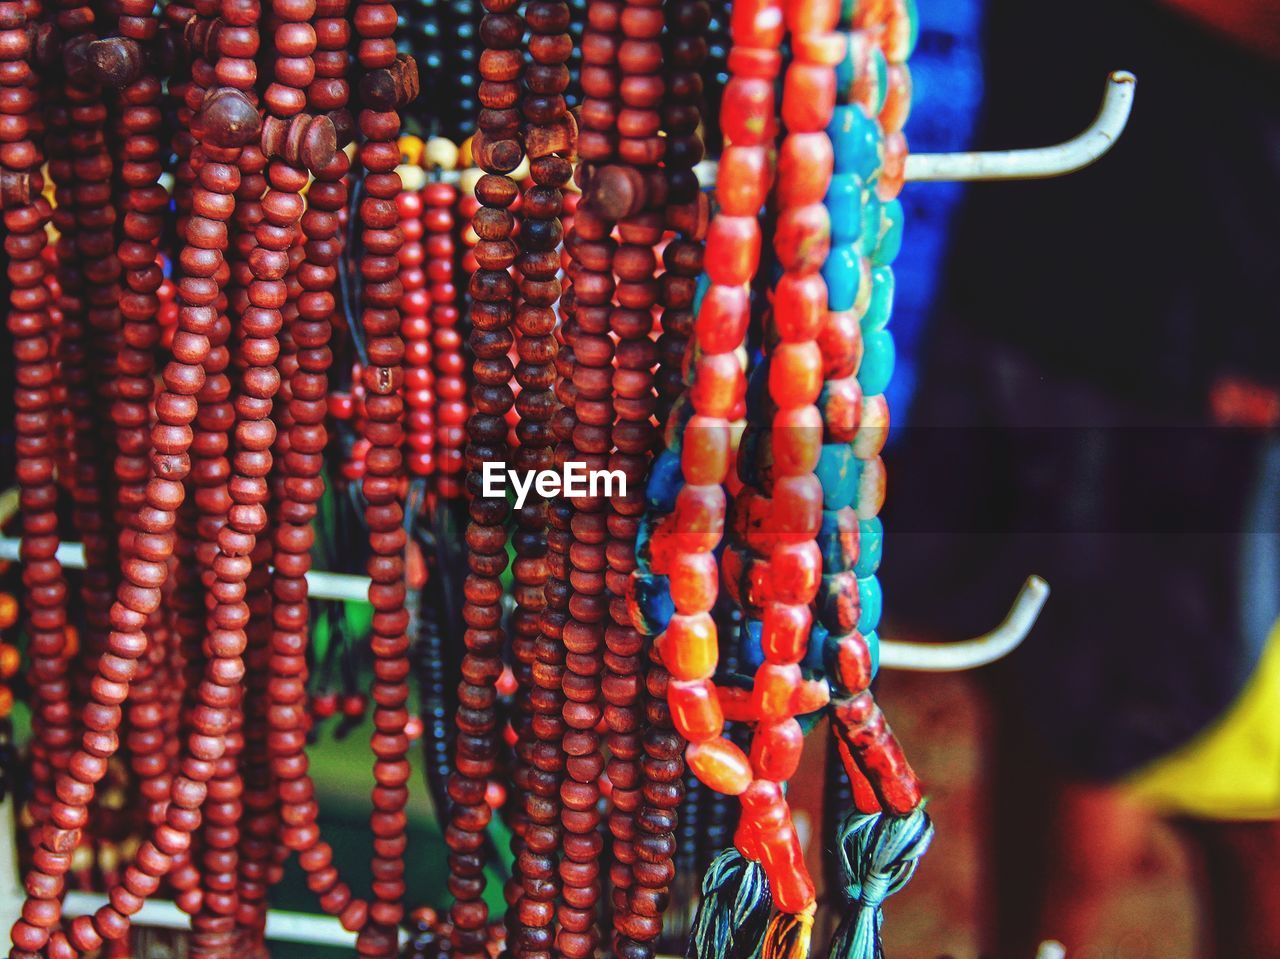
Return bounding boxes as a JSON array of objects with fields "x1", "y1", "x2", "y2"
[
  {"x1": 554, "y1": 0, "x2": 630, "y2": 953},
  {"x1": 2, "y1": 0, "x2": 73, "y2": 859},
  {"x1": 352, "y1": 0, "x2": 415, "y2": 951},
  {"x1": 445, "y1": 0, "x2": 523, "y2": 953},
  {"x1": 503, "y1": 2, "x2": 573, "y2": 955},
  {"x1": 823, "y1": 0, "x2": 921, "y2": 819},
  {"x1": 0, "y1": 2, "x2": 937, "y2": 956}
]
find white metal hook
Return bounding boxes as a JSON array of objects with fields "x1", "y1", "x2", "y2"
[
  {"x1": 686, "y1": 71, "x2": 1136, "y2": 187},
  {"x1": 905, "y1": 71, "x2": 1136, "y2": 182},
  {"x1": 878, "y1": 575, "x2": 1050, "y2": 672},
  {"x1": 0, "y1": 535, "x2": 1049, "y2": 673}
]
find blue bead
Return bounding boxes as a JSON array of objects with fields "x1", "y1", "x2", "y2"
[
  {"x1": 830, "y1": 104, "x2": 882, "y2": 179},
  {"x1": 646, "y1": 449, "x2": 684, "y2": 511},
  {"x1": 631, "y1": 571, "x2": 675, "y2": 636},
  {"x1": 865, "y1": 629, "x2": 881, "y2": 681},
  {"x1": 804, "y1": 620, "x2": 829, "y2": 674},
  {"x1": 835, "y1": 40, "x2": 856, "y2": 104},
  {"x1": 737, "y1": 423, "x2": 765, "y2": 487},
  {"x1": 741, "y1": 619, "x2": 764, "y2": 673},
  {"x1": 873, "y1": 199, "x2": 904, "y2": 266},
  {"x1": 692, "y1": 271, "x2": 710, "y2": 317},
  {"x1": 817, "y1": 508, "x2": 854, "y2": 573},
  {"x1": 857, "y1": 575, "x2": 883, "y2": 633},
  {"x1": 822, "y1": 243, "x2": 860, "y2": 312},
  {"x1": 860, "y1": 191, "x2": 883, "y2": 257},
  {"x1": 863, "y1": 266, "x2": 895, "y2": 333},
  {"x1": 854, "y1": 517, "x2": 883, "y2": 577},
  {"x1": 816, "y1": 443, "x2": 859, "y2": 510},
  {"x1": 858, "y1": 329, "x2": 896, "y2": 396},
  {"x1": 825, "y1": 174, "x2": 863, "y2": 244}
]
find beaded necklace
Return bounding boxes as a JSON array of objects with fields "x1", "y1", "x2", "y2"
[{"x1": 2, "y1": 2, "x2": 943, "y2": 958}]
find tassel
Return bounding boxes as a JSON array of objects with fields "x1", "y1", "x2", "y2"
[
  {"x1": 687, "y1": 848, "x2": 773, "y2": 959},
  {"x1": 827, "y1": 807, "x2": 933, "y2": 959},
  {"x1": 761, "y1": 905, "x2": 815, "y2": 959}
]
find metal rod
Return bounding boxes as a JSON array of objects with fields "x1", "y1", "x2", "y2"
[
  {"x1": 60, "y1": 891, "x2": 377, "y2": 948},
  {"x1": 0, "y1": 535, "x2": 1046, "y2": 672},
  {"x1": 904, "y1": 71, "x2": 1136, "y2": 182},
  {"x1": 878, "y1": 575, "x2": 1050, "y2": 672},
  {"x1": 413, "y1": 72, "x2": 1136, "y2": 189}
]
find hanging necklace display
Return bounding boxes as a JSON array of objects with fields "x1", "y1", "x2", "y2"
[{"x1": 0, "y1": 0, "x2": 1133, "y2": 954}]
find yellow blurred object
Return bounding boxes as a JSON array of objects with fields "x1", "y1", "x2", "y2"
[
  {"x1": 0, "y1": 686, "x2": 12, "y2": 718},
  {"x1": 458, "y1": 135, "x2": 474, "y2": 168},
  {"x1": 398, "y1": 163, "x2": 428, "y2": 192},
  {"x1": 0, "y1": 592, "x2": 17, "y2": 628},
  {"x1": 1126, "y1": 619, "x2": 1280, "y2": 820},
  {"x1": 0, "y1": 643, "x2": 19, "y2": 679},
  {"x1": 398, "y1": 134, "x2": 425, "y2": 166},
  {"x1": 70, "y1": 844, "x2": 94, "y2": 873},
  {"x1": 459, "y1": 166, "x2": 483, "y2": 198},
  {"x1": 424, "y1": 136, "x2": 459, "y2": 171},
  {"x1": 510, "y1": 154, "x2": 530, "y2": 183}
]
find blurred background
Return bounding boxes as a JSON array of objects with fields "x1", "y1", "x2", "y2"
[{"x1": 874, "y1": 0, "x2": 1280, "y2": 957}]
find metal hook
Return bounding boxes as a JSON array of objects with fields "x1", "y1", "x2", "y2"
[
  {"x1": 0, "y1": 532, "x2": 1050, "y2": 673},
  {"x1": 905, "y1": 71, "x2": 1136, "y2": 182},
  {"x1": 878, "y1": 575, "x2": 1050, "y2": 672}
]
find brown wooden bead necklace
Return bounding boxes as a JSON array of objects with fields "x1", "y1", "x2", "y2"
[{"x1": 445, "y1": 0, "x2": 523, "y2": 954}]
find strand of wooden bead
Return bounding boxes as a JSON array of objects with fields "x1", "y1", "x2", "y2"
[
  {"x1": 604, "y1": 0, "x2": 667, "y2": 944},
  {"x1": 399, "y1": 185, "x2": 435, "y2": 480},
  {"x1": 504, "y1": 4, "x2": 574, "y2": 953},
  {"x1": 100, "y1": 0, "x2": 174, "y2": 835},
  {"x1": 7, "y1": 27, "x2": 265, "y2": 957},
  {"x1": 248, "y1": 0, "x2": 370, "y2": 934},
  {"x1": 444, "y1": 0, "x2": 523, "y2": 952},
  {"x1": 555, "y1": 2, "x2": 626, "y2": 955},
  {"x1": 184, "y1": 77, "x2": 270, "y2": 959},
  {"x1": 167, "y1": 2, "x2": 236, "y2": 913},
  {"x1": 353, "y1": 0, "x2": 414, "y2": 952},
  {"x1": 423, "y1": 175, "x2": 466, "y2": 499},
  {"x1": 50, "y1": 4, "x2": 119, "y2": 735},
  {"x1": 1, "y1": 0, "x2": 74, "y2": 861},
  {"x1": 652, "y1": 0, "x2": 707, "y2": 420}
]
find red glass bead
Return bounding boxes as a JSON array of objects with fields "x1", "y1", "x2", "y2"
[
  {"x1": 704, "y1": 215, "x2": 762, "y2": 287},
  {"x1": 681, "y1": 414, "x2": 731, "y2": 486},
  {"x1": 696, "y1": 284, "x2": 752, "y2": 354},
  {"x1": 772, "y1": 273, "x2": 826, "y2": 342},
  {"x1": 649, "y1": 484, "x2": 726, "y2": 569},
  {"x1": 690, "y1": 354, "x2": 744, "y2": 420},
  {"x1": 776, "y1": 134, "x2": 833, "y2": 209},
  {"x1": 729, "y1": 0, "x2": 785, "y2": 50},
  {"x1": 749, "y1": 717, "x2": 804, "y2": 781},
  {"x1": 835, "y1": 633, "x2": 873, "y2": 694},
  {"x1": 771, "y1": 405, "x2": 824, "y2": 477},
  {"x1": 770, "y1": 474, "x2": 823, "y2": 542},
  {"x1": 719, "y1": 77, "x2": 777, "y2": 148},
  {"x1": 659, "y1": 612, "x2": 717, "y2": 681},
  {"x1": 821, "y1": 375, "x2": 863, "y2": 442},
  {"x1": 768, "y1": 342, "x2": 823, "y2": 408},
  {"x1": 758, "y1": 823, "x2": 815, "y2": 913},
  {"x1": 668, "y1": 680, "x2": 724, "y2": 744},
  {"x1": 686, "y1": 738, "x2": 752, "y2": 796},
  {"x1": 781, "y1": 66, "x2": 836, "y2": 135},
  {"x1": 668, "y1": 551, "x2": 719, "y2": 614},
  {"x1": 760, "y1": 601, "x2": 811, "y2": 664},
  {"x1": 773, "y1": 203, "x2": 831, "y2": 275},
  {"x1": 716, "y1": 145, "x2": 773, "y2": 217},
  {"x1": 769, "y1": 541, "x2": 822, "y2": 605},
  {"x1": 751, "y1": 662, "x2": 801, "y2": 722}
]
